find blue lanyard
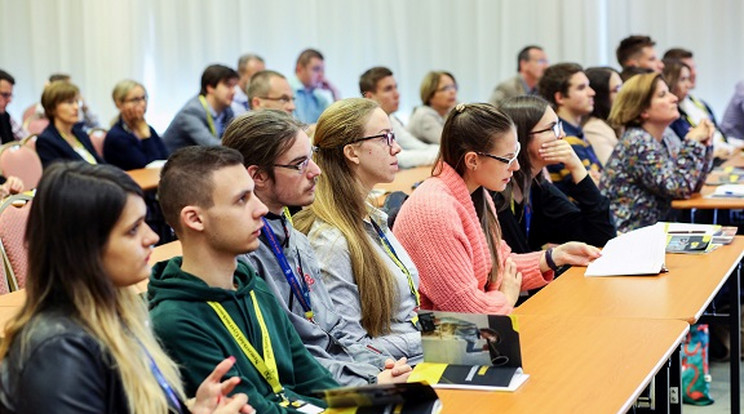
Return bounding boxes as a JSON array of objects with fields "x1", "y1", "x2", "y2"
[
  {"x1": 524, "y1": 199, "x2": 532, "y2": 240},
  {"x1": 369, "y1": 219, "x2": 420, "y2": 307},
  {"x1": 261, "y1": 216, "x2": 314, "y2": 321},
  {"x1": 140, "y1": 342, "x2": 182, "y2": 413}
]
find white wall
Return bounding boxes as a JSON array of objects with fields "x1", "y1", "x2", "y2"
[{"x1": 1, "y1": 0, "x2": 742, "y2": 132}]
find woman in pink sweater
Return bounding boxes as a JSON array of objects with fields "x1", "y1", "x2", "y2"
[{"x1": 393, "y1": 103, "x2": 600, "y2": 314}]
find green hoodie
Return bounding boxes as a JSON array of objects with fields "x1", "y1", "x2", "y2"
[{"x1": 149, "y1": 257, "x2": 338, "y2": 414}]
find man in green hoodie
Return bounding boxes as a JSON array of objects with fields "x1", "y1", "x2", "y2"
[{"x1": 149, "y1": 146, "x2": 337, "y2": 414}]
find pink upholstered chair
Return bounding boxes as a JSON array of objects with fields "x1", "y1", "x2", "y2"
[
  {"x1": 0, "y1": 194, "x2": 33, "y2": 291},
  {"x1": 0, "y1": 143, "x2": 43, "y2": 189},
  {"x1": 21, "y1": 134, "x2": 37, "y2": 152},
  {"x1": 88, "y1": 128, "x2": 107, "y2": 158}
]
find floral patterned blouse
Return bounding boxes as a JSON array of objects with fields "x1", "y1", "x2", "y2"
[{"x1": 600, "y1": 127, "x2": 712, "y2": 233}]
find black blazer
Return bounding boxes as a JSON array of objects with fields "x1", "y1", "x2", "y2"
[{"x1": 36, "y1": 123, "x2": 105, "y2": 169}]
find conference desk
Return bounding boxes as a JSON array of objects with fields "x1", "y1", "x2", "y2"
[
  {"x1": 126, "y1": 167, "x2": 161, "y2": 191},
  {"x1": 372, "y1": 165, "x2": 431, "y2": 205},
  {"x1": 436, "y1": 315, "x2": 689, "y2": 414},
  {"x1": 516, "y1": 237, "x2": 744, "y2": 412},
  {"x1": 671, "y1": 155, "x2": 744, "y2": 214}
]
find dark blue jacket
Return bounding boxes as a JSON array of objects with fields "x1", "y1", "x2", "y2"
[
  {"x1": 37, "y1": 123, "x2": 104, "y2": 169},
  {"x1": 104, "y1": 119, "x2": 168, "y2": 170}
]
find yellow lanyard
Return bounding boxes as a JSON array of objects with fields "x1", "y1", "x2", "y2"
[
  {"x1": 370, "y1": 220, "x2": 420, "y2": 328},
  {"x1": 61, "y1": 132, "x2": 97, "y2": 164},
  {"x1": 207, "y1": 291, "x2": 290, "y2": 405},
  {"x1": 198, "y1": 95, "x2": 218, "y2": 137},
  {"x1": 282, "y1": 206, "x2": 294, "y2": 227}
]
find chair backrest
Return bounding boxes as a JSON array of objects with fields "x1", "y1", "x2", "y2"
[
  {"x1": 0, "y1": 194, "x2": 33, "y2": 291},
  {"x1": 23, "y1": 114, "x2": 49, "y2": 136},
  {"x1": 21, "y1": 134, "x2": 37, "y2": 152},
  {"x1": 0, "y1": 240, "x2": 11, "y2": 295},
  {"x1": 0, "y1": 144, "x2": 43, "y2": 189},
  {"x1": 88, "y1": 128, "x2": 107, "y2": 158}
]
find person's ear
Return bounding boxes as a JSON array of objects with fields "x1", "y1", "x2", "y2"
[
  {"x1": 180, "y1": 205, "x2": 205, "y2": 232},
  {"x1": 343, "y1": 144, "x2": 361, "y2": 165},
  {"x1": 248, "y1": 165, "x2": 270, "y2": 189},
  {"x1": 250, "y1": 97, "x2": 261, "y2": 109},
  {"x1": 464, "y1": 151, "x2": 479, "y2": 171},
  {"x1": 554, "y1": 91, "x2": 566, "y2": 106},
  {"x1": 362, "y1": 91, "x2": 373, "y2": 99},
  {"x1": 205, "y1": 84, "x2": 215, "y2": 96}
]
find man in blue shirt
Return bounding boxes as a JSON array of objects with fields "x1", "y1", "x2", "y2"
[{"x1": 290, "y1": 49, "x2": 338, "y2": 124}]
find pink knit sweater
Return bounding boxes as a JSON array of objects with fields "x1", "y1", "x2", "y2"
[{"x1": 393, "y1": 163, "x2": 553, "y2": 314}]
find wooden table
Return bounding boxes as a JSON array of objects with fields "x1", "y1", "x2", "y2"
[
  {"x1": 126, "y1": 167, "x2": 161, "y2": 191},
  {"x1": 436, "y1": 314, "x2": 689, "y2": 414},
  {"x1": 672, "y1": 155, "x2": 744, "y2": 211},
  {"x1": 516, "y1": 237, "x2": 744, "y2": 413},
  {"x1": 372, "y1": 165, "x2": 432, "y2": 206}
]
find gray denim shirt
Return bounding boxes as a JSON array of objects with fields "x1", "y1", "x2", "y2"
[{"x1": 306, "y1": 206, "x2": 423, "y2": 364}]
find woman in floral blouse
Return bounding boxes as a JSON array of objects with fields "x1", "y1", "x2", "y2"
[{"x1": 600, "y1": 73, "x2": 714, "y2": 232}]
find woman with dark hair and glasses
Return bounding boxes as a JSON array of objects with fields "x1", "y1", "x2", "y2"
[
  {"x1": 295, "y1": 98, "x2": 423, "y2": 363},
  {"x1": 0, "y1": 162, "x2": 252, "y2": 413},
  {"x1": 583, "y1": 67, "x2": 623, "y2": 165},
  {"x1": 394, "y1": 103, "x2": 600, "y2": 315},
  {"x1": 495, "y1": 95, "x2": 616, "y2": 255}
]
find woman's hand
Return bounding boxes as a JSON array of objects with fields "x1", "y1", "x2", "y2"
[
  {"x1": 121, "y1": 104, "x2": 151, "y2": 139},
  {"x1": 190, "y1": 356, "x2": 254, "y2": 414},
  {"x1": 538, "y1": 139, "x2": 588, "y2": 184},
  {"x1": 0, "y1": 176, "x2": 24, "y2": 199},
  {"x1": 376, "y1": 357, "x2": 413, "y2": 384},
  {"x1": 498, "y1": 258, "x2": 522, "y2": 306},
  {"x1": 685, "y1": 119, "x2": 714, "y2": 146},
  {"x1": 552, "y1": 242, "x2": 601, "y2": 267}
]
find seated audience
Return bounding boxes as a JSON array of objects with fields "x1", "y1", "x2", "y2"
[
  {"x1": 294, "y1": 98, "x2": 424, "y2": 363},
  {"x1": 393, "y1": 103, "x2": 600, "y2": 314},
  {"x1": 538, "y1": 63, "x2": 602, "y2": 191},
  {"x1": 0, "y1": 69, "x2": 27, "y2": 143},
  {"x1": 721, "y1": 80, "x2": 744, "y2": 140},
  {"x1": 37, "y1": 81, "x2": 104, "y2": 168},
  {"x1": 290, "y1": 49, "x2": 339, "y2": 124},
  {"x1": 616, "y1": 35, "x2": 665, "y2": 81},
  {"x1": 162, "y1": 64, "x2": 238, "y2": 152},
  {"x1": 150, "y1": 146, "x2": 338, "y2": 413},
  {"x1": 663, "y1": 53, "x2": 740, "y2": 159},
  {"x1": 496, "y1": 95, "x2": 616, "y2": 253},
  {"x1": 360, "y1": 66, "x2": 438, "y2": 168},
  {"x1": 104, "y1": 79, "x2": 168, "y2": 170},
  {"x1": 223, "y1": 110, "x2": 412, "y2": 386},
  {"x1": 489, "y1": 45, "x2": 549, "y2": 106},
  {"x1": 0, "y1": 162, "x2": 251, "y2": 413},
  {"x1": 583, "y1": 67, "x2": 623, "y2": 165},
  {"x1": 601, "y1": 73, "x2": 714, "y2": 232},
  {"x1": 232, "y1": 53, "x2": 266, "y2": 115},
  {"x1": 247, "y1": 70, "x2": 296, "y2": 114},
  {"x1": 407, "y1": 71, "x2": 458, "y2": 144}
]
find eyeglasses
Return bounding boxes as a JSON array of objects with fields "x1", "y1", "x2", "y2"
[
  {"x1": 477, "y1": 141, "x2": 521, "y2": 168},
  {"x1": 124, "y1": 95, "x2": 148, "y2": 104},
  {"x1": 273, "y1": 147, "x2": 318, "y2": 173},
  {"x1": 258, "y1": 95, "x2": 295, "y2": 104},
  {"x1": 529, "y1": 120, "x2": 563, "y2": 138},
  {"x1": 0, "y1": 92, "x2": 12, "y2": 100},
  {"x1": 348, "y1": 131, "x2": 396, "y2": 147},
  {"x1": 437, "y1": 84, "x2": 458, "y2": 93}
]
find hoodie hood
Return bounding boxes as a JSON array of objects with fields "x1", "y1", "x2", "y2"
[{"x1": 148, "y1": 257, "x2": 257, "y2": 308}]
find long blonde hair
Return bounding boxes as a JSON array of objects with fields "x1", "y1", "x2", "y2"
[
  {"x1": 0, "y1": 163, "x2": 184, "y2": 414},
  {"x1": 294, "y1": 98, "x2": 398, "y2": 336}
]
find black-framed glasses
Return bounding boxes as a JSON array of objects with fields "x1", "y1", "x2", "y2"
[
  {"x1": 124, "y1": 95, "x2": 148, "y2": 104},
  {"x1": 273, "y1": 146, "x2": 318, "y2": 173},
  {"x1": 348, "y1": 131, "x2": 396, "y2": 147},
  {"x1": 258, "y1": 95, "x2": 295, "y2": 104},
  {"x1": 0, "y1": 92, "x2": 12, "y2": 100},
  {"x1": 530, "y1": 120, "x2": 563, "y2": 138},
  {"x1": 477, "y1": 141, "x2": 520, "y2": 168}
]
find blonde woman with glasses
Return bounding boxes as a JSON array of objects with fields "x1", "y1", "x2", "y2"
[
  {"x1": 295, "y1": 98, "x2": 423, "y2": 364},
  {"x1": 407, "y1": 71, "x2": 458, "y2": 144}
]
